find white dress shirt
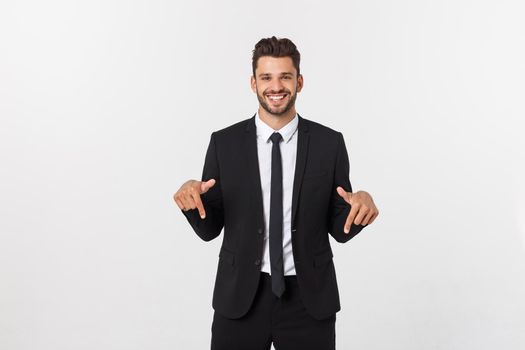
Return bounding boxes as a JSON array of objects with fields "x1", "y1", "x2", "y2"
[{"x1": 255, "y1": 112, "x2": 298, "y2": 276}]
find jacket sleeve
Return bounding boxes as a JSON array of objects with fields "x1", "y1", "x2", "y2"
[
  {"x1": 328, "y1": 132, "x2": 367, "y2": 243},
  {"x1": 181, "y1": 132, "x2": 224, "y2": 241}
]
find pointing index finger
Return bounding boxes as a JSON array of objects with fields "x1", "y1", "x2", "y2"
[
  {"x1": 190, "y1": 190, "x2": 206, "y2": 219},
  {"x1": 344, "y1": 204, "x2": 359, "y2": 234}
]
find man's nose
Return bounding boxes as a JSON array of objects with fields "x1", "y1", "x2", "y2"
[{"x1": 269, "y1": 78, "x2": 285, "y2": 92}]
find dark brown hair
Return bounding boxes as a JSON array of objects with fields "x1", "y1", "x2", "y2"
[{"x1": 252, "y1": 36, "x2": 301, "y2": 77}]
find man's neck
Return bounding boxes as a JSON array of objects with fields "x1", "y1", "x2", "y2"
[{"x1": 257, "y1": 106, "x2": 297, "y2": 131}]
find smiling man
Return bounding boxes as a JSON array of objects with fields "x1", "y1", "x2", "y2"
[
  {"x1": 174, "y1": 36, "x2": 379, "y2": 350},
  {"x1": 254, "y1": 55, "x2": 301, "y2": 118}
]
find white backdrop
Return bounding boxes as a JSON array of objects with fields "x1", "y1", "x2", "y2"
[{"x1": 1, "y1": 1, "x2": 524, "y2": 349}]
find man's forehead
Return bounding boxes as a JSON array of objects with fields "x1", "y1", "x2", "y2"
[{"x1": 255, "y1": 56, "x2": 297, "y2": 75}]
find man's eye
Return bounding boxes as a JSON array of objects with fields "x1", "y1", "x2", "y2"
[{"x1": 262, "y1": 77, "x2": 270, "y2": 80}]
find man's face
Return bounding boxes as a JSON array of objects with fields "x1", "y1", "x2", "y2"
[{"x1": 251, "y1": 56, "x2": 303, "y2": 116}]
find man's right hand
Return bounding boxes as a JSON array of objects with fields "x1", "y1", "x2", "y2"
[{"x1": 173, "y1": 179, "x2": 216, "y2": 219}]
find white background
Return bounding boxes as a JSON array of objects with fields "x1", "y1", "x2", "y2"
[{"x1": 1, "y1": 0, "x2": 524, "y2": 349}]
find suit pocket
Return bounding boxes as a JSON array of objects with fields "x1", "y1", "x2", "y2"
[
  {"x1": 219, "y1": 246, "x2": 235, "y2": 266},
  {"x1": 313, "y1": 249, "x2": 333, "y2": 267},
  {"x1": 303, "y1": 170, "x2": 328, "y2": 180}
]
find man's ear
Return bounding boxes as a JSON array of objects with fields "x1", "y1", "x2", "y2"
[
  {"x1": 250, "y1": 75, "x2": 256, "y2": 93},
  {"x1": 297, "y1": 74, "x2": 304, "y2": 92}
]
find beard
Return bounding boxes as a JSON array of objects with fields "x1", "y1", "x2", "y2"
[{"x1": 256, "y1": 87, "x2": 297, "y2": 117}]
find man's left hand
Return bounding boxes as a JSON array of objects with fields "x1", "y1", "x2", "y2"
[{"x1": 336, "y1": 188, "x2": 379, "y2": 234}]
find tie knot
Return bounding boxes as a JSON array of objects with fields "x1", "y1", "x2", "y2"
[{"x1": 269, "y1": 132, "x2": 283, "y2": 144}]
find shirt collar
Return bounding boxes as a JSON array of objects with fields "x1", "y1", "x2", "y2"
[{"x1": 255, "y1": 111, "x2": 299, "y2": 144}]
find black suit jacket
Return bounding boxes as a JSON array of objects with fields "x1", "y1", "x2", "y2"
[{"x1": 182, "y1": 114, "x2": 366, "y2": 320}]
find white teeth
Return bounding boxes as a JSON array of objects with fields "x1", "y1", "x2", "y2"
[{"x1": 268, "y1": 95, "x2": 285, "y2": 100}]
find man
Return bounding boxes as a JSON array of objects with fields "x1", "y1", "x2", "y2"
[{"x1": 174, "y1": 36, "x2": 378, "y2": 350}]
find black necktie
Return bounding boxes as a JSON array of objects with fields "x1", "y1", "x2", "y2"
[{"x1": 269, "y1": 132, "x2": 285, "y2": 297}]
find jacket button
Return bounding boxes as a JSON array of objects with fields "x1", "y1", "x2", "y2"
[
  {"x1": 257, "y1": 228, "x2": 263, "y2": 234},
  {"x1": 254, "y1": 259, "x2": 261, "y2": 265}
]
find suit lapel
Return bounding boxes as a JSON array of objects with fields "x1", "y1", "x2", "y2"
[
  {"x1": 244, "y1": 115, "x2": 265, "y2": 230},
  {"x1": 244, "y1": 113, "x2": 310, "y2": 231},
  {"x1": 291, "y1": 114, "x2": 309, "y2": 227}
]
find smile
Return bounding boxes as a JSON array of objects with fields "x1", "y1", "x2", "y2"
[{"x1": 266, "y1": 93, "x2": 288, "y2": 102}]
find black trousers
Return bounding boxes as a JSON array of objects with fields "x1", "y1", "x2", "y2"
[{"x1": 211, "y1": 272, "x2": 336, "y2": 350}]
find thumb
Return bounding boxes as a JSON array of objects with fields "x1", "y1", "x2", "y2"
[
  {"x1": 200, "y1": 178, "x2": 216, "y2": 193},
  {"x1": 337, "y1": 186, "x2": 352, "y2": 201}
]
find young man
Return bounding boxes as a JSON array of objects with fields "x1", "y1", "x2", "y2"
[{"x1": 174, "y1": 36, "x2": 378, "y2": 350}]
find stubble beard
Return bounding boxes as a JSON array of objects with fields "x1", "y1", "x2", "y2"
[{"x1": 256, "y1": 88, "x2": 297, "y2": 117}]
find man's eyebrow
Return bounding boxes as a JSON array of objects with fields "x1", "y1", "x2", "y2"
[{"x1": 258, "y1": 72, "x2": 295, "y2": 77}]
